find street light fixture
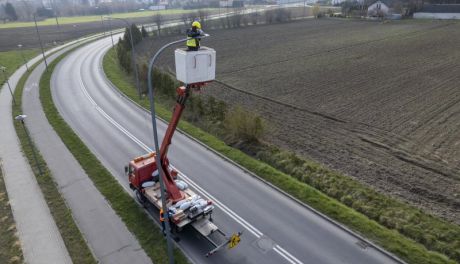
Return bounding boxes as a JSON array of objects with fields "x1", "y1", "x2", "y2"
[
  {"x1": 0, "y1": 66, "x2": 16, "y2": 106},
  {"x1": 146, "y1": 34, "x2": 210, "y2": 264},
  {"x1": 55, "y1": 15, "x2": 63, "y2": 43},
  {"x1": 17, "y1": 44, "x2": 29, "y2": 72},
  {"x1": 15, "y1": 114, "x2": 43, "y2": 176},
  {"x1": 104, "y1": 16, "x2": 141, "y2": 100}
]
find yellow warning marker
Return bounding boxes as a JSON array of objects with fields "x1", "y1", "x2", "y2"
[{"x1": 229, "y1": 233, "x2": 241, "y2": 249}]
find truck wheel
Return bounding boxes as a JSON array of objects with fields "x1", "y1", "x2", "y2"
[{"x1": 134, "y1": 189, "x2": 146, "y2": 207}]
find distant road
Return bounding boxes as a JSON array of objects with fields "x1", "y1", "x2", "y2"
[{"x1": 0, "y1": 14, "x2": 179, "y2": 51}]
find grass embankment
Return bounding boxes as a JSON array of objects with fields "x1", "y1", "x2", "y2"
[
  {"x1": 0, "y1": 9, "x2": 216, "y2": 29},
  {"x1": 0, "y1": 164, "x2": 23, "y2": 264},
  {"x1": 103, "y1": 47, "x2": 458, "y2": 264},
  {"x1": 12, "y1": 58, "x2": 96, "y2": 263},
  {"x1": 0, "y1": 49, "x2": 37, "y2": 84},
  {"x1": 40, "y1": 49, "x2": 187, "y2": 263}
]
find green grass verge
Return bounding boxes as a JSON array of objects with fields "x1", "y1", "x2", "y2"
[
  {"x1": 0, "y1": 49, "x2": 38, "y2": 84},
  {"x1": 0, "y1": 164, "x2": 23, "y2": 264},
  {"x1": 12, "y1": 59, "x2": 96, "y2": 263},
  {"x1": 257, "y1": 146, "x2": 460, "y2": 262},
  {"x1": 0, "y1": 9, "x2": 217, "y2": 29},
  {"x1": 103, "y1": 47, "x2": 457, "y2": 264},
  {"x1": 40, "y1": 47, "x2": 188, "y2": 264}
]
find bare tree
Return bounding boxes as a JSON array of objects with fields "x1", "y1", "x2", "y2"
[
  {"x1": 0, "y1": 6, "x2": 6, "y2": 23},
  {"x1": 181, "y1": 13, "x2": 190, "y2": 27},
  {"x1": 20, "y1": 0, "x2": 33, "y2": 20},
  {"x1": 187, "y1": 11, "x2": 198, "y2": 26},
  {"x1": 250, "y1": 11, "x2": 259, "y2": 25},
  {"x1": 153, "y1": 14, "x2": 163, "y2": 36},
  {"x1": 197, "y1": 10, "x2": 209, "y2": 27}
]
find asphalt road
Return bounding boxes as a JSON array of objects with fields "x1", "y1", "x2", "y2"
[{"x1": 50, "y1": 36, "x2": 402, "y2": 264}]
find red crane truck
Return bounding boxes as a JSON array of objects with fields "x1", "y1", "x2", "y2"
[{"x1": 125, "y1": 82, "x2": 241, "y2": 256}]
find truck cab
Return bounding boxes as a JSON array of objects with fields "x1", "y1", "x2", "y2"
[{"x1": 126, "y1": 152, "x2": 215, "y2": 231}]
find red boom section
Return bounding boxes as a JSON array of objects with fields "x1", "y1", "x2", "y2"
[{"x1": 158, "y1": 86, "x2": 190, "y2": 203}]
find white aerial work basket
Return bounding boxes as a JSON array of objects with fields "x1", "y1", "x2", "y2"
[{"x1": 174, "y1": 47, "x2": 216, "y2": 84}]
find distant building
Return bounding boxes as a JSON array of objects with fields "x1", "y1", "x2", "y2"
[
  {"x1": 219, "y1": 0, "x2": 233, "y2": 7},
  {"x1": 414, "y1": 4, "x2": 460, "y2": 19},
  {"x1": 276, "y1": 0, "x2": 306, "y2": 5},
  {"x1": 219, "y1": 0, "x2": 243, "y2": 7},
  {"x1": 332, "y1": 0, "x2": 345, "y2": 5},
  {"x1": 149, "y1": 5, "x2": 166, "y2": 10},
  {"x1": 367, "y1": 0, "x2": 389, "y2": 17}
]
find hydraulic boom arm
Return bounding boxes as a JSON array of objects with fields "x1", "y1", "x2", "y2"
[{"x1": 158, "y1": 85, "x2": 191, "y2": 203}]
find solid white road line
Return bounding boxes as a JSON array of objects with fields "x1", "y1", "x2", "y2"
[{"x1": 76, "y1": 53, "x2": 304, "y2": 264}]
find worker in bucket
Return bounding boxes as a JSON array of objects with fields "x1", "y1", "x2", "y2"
[{"x1": 186, "y1": 20, "x2": 204, "y2": 51}]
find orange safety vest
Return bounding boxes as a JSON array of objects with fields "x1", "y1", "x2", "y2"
[{"x1": 160, "y1": 209, "x2": 165, "y2": 222}]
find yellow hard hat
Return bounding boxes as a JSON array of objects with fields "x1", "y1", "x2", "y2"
[{"x1": 192, "y1": 21, "x2": 201, "y2": 29}]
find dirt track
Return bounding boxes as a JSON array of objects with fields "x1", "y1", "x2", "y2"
[{"x1": 140, "y1": 18, "x2": 460, "y2": 224}]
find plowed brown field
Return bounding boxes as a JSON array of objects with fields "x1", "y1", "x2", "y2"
[{"x1": 140, "y1": 18, "x2": 460, "y2": 223}]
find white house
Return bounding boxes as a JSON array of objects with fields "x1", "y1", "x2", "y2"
[
  {"x1": 367, "y1": 0, "x2": 389, "y2": 17},
  {"x1": 414, "y1": 4, "x2": 460, "y2": 20}
]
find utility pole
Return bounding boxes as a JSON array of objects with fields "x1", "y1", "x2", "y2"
[
  {"x1": 17, "y1": 44, "x2": 29, "y2": 72},
  {"x1": 15, "y1": 115, "x2": 43, "y2": 176},
  {"x1": 100, "y1": 15, "x2": 106, "y2": 36},
  {"x1": 0, "y1": 66, "x2": 16, "y2": 106},
  {"x1": 108, "y1": 18, "x2": 114, "y2": 48},
  {"x1": 104, "y1": 17, "x2": 141, "y2": 99},
  {"x1": 55, "y1": 15, "x2": 63, "y2": 43},
  {"x1": 34, "y1": 14, "x2": 48, "y2": 71}
]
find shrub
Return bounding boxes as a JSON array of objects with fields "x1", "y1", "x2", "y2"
[
  {"x1": 250, "y1": 12, "x2": 259, "y2": 25},
  {"x1": 265, "y1": 10, "x2": 275, "y2": 24},
  {"x1": 313, "y1": 4, "x2": 321, "y2": 18},
  {"x1": 204, "y1": 96, "x2": 227, "y2": 122},
  {"x1": 141, "y1": 26, "x2": 148, "y2": 38},
  {"x1": 231, "y1": 13, "x2": 243, "y2": 27},
  {"x1": 274, "y1": 8, "x2": 292, "y2": 22},
  {"x1": 121, "y1": 24, "x2": 143, "y2": 50},
  {"x1": 116, "y1": 38, "x2": 131, "y2": 73},
  {"x1": 224, "y1": 106, "x2": 265, "y2": 143}
]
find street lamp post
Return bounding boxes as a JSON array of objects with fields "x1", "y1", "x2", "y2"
[
  {"x1": 17, "y1": 44, "x2": 29, "y2": 72},
  {"x1": 55, "y1": 15, "x2": 63, "y2": 43},
  {"x1": 105, "y1": 17, "x2": 141, "y2": 99},
  {"x1": 0, "y1": 66, "x2": 16, "y2": 106},
  {"x1": 100, "y1": 15, "x2": 106, "y2": 36},
  {"x1": 33, "y1": 14, "x2": 48, "y2": 71},
  {"x1": 108, "y1": 18, "x2": 114, "y2": 48},
  {"x1": 15, "y1": 115, "x2": 43, "y2": 176},
  {"x1": 146, "y1": 34, "x2": 209, "y2": 264}
]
